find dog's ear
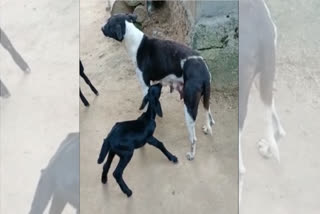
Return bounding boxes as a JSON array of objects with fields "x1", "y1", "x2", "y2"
[
  {"x1": 155, "y1": 99, "x2": 163, "y2": 117},
  {"x1": 127, "y1": 14, "x2": 137, "y2": 23},
  {"x1": 139, "y1": 94, "x2": 149, "y2": 110},
  {"x1": 114, "y1": 24, "x2": 123, "y2": 41}
]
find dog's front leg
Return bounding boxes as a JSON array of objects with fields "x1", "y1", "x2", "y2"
[{"x1": 135, "y1": 68, "x2": 149, "y2": 97}]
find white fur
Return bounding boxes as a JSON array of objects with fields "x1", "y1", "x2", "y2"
[
  {"x1": 123, "y1": 21, "x2": 144, "y2": 65},
  {"x1": 136, "y1": 68, "x2": 149, "y2": 96},
  {"x1": 202, "y1": 108, "x2": 214, "y2": 135},
  {"x1": 184, "y1": 104, "x2": 197, "y2": 160},
  {"x1": 262, "y1": 0, "x2": 277, "y2": 46},
  {"x1": 239, "y1": 131, "x2": 245, "y2": 205},
  {"x1": 257, "y1": 103, "x2": 280, "y2": 162}
]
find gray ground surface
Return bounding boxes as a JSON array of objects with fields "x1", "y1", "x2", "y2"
[
  {"x1": 80, "y1": 0, "x2": 237, "y2": 213},
  {"x1": 241, "y1": 0, "x2": 320, "y2": 213},
  {"x1": 0, "y1": 0, "x2": 78, "y2": 213}
]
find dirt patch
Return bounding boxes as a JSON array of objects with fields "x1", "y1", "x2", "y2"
[{"x1": 80, "y1": 0, "x2": 238, "y2": 213}]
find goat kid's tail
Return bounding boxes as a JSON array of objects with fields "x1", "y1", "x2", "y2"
[
  {"x1": 203, "y1": 80, "x2": 211, "y2": 110},
  {"x1": 97, "y1": 138, "x2": 110, "y2": 164}
]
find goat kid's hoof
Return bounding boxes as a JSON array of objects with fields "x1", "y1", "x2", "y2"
[
  {"x1": 186, "y1": 152, "x2": 194, "y2": 161},
  {"x1": 84, "y1": 102, "x2": 90, "y2": 107},
  {"x1": 170, "y1": 155, "x2": 178, "y2": 163},
  {"x1": 126, "y1": 189, "x2": 133, "y2": 197},
  {"x1": 101, "y1": 175, "x2": 107, "y2": 184},
  {"x1": 24, "y1": 67, "x2": 31, "y2": 74}
]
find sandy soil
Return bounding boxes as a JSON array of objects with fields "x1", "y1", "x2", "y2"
[
  {"x1": 0, "y1": 0, "x2": 79, "y2": 213},
  {"x1": 241, "y1": 0, "x2": 320, "y2": 213},
  {"x1": 80, "y1": 0, "x2": 238, "y2": 213}
]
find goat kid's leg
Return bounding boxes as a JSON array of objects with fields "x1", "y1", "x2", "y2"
[
  {"x1": 0, "y1": 28, "x2": 30, "y2": 73},
  {"x1": 113, "y1": 152, "x2": 133, "y2": 197},
  {"x1": 80, "y1": 69, "x2": 99, "y2": 95},
  {"x1": 80, "y1": 89, "x2": 89, "y2": 107},
  {"x1": 0, "y1": 79, "x2": 10, "y2": 98},
  {"x1": 101, "y1": 151, "x2": 115, "y2": 184},
  {"x1": 148, "y1": 136, "x2": 178, "y2": 163}
]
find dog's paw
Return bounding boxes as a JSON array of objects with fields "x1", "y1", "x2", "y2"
[
  {"x1": 101, "y1": 175, "x2": 107, "y2": 184},
  {"x1": 170, "y1": 155, "x2": 178, "y2": 163},
  {"x1": 126, "y1": 189, "x2": 133, "y2": 197},
  {"x1": 186, "y1": 152, "x2": 194, "y2": 161},
  {"x1": 202, "y1": 125, "x2": 212, "y2": 135},
  {"x1": 257, "y1": 139, "x2": 272, "y2": 159}
]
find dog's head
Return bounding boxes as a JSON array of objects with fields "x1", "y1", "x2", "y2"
[
  {"x1": 101, "y1": 13, "x2": 137, "y2": 42},
  {"x1": 139, "y1": 84, "x2": 163, "y2": 117}
]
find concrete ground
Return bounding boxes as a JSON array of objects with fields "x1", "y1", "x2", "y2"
[
  {"x1": 0, "y1": 0, "x2": 78, "y2": 213},
  {"x1": 80, "y1": 0, "x2": 238, "y2": 213},
  {"x1": 241, "y1": 0, "x2": 320, "y2": 213}
]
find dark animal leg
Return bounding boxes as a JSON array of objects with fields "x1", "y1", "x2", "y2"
[
  {"x1": 80, "y1": 89, "x2": 89, "y2": 107},
  {"x1": 101, "y1": 151, "x2": 115, "y2": 184},
  {"x1": 113, "y1": 152, "x2": 133, "y2": 197},
  {"x1": 0, "y1": 27, "x2": 30, "y2": 73},
  {"x1": 0, "y1": 79, "x2": 10, "y2": 98},
  {"x1": 79, "y1": 67, "x2": 99, "y2": 95},
  {"x1": 147, "y1": 136, "x2": 178, "y2": 163}
]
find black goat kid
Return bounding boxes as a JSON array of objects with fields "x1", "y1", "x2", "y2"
[
  {"x1": 97, "y1": 84, "x2": 177, "y2": 197},
  {"x1": 80, "y1": 60, "x2": 99, "y2": 106}
]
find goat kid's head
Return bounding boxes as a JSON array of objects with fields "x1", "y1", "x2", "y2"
[
  {"x1": 101, "y1": 13, "x2": 137, "y2": 42},
  {"x1": 139, "y1": 84, "x2": 163, "y2": 117}
]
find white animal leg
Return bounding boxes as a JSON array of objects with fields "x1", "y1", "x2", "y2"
[
  {"x1": 257, "y1": 105, "x2": 280, "y2": 162},
  {"x1": 239, "y1": 131, "x2": 245, "y2": 204},
  {"x1": 184, "y1": 105, "x2": 197, "y2": 160},
  {"x1": 271, "y1": 98, "x2": 286, "y2": 139},
  {"x1": 136, "y1": 68, "x2": 149, "y2": 96},
  {"x1": 202, "y1": 107, "x2": 215, "y2": 135}
]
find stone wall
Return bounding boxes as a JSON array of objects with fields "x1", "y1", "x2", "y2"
[{"x1": 184, "y1": 0, "x2": 239, "y2": 91}]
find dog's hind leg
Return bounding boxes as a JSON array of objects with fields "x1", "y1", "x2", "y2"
[
  {"x1": 202, "y1": 107, "x2": 215, "y2": 135},
  {"x1": 101, "y1": 151, "x2": 115, "y2": 184},
  {"x1": 113, "y1": 151, "x2": 133, "y2": 197},
  {"x1": 271, "y1": 99, "x2": 286, "y2": 140},
  {"x1": 183, "y1": 83, "x2": 201, "y2": 160}
]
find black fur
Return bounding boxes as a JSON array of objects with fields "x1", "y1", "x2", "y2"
[
  {"x1": 97, "y1": 84, "x2": 177, "y2": 197},
  {"x1": 101, "y1": 14, "x2": 137, "y2": 41},
  {"x1": 79, "y1": 60, "x2": 99, "y2": 107}
]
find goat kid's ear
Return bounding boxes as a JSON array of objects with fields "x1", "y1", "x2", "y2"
[
  {"x1": 139, "y1": 95, "x2": 149, "y2": 110},
  {"x1": 155, "y1": 100, "x2": 163, "y2": 117}
]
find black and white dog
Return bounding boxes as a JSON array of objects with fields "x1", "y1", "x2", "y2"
[
  {"x1": 239, "y1": 0, "x2": 286, "y2": 202},
  {"x1": 101, "y1": 13, "x2": 215, "y2": 160}
]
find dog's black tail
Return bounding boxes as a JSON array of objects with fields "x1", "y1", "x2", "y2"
[
  {"x1": 97, "y1": 138, "x2": 110, "y2": 164},
  {"x1": 203, "y1": 80, "x2": 211, "y2": 111}
]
